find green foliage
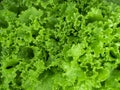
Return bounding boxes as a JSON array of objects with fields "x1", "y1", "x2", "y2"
[{"x1": 0, "y1": 0, "x2": 120, "y2": 90}]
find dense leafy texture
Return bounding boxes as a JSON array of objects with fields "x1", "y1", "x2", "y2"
[{"x1": 0, "y1": 0, "x2": 120, "y2": 90}]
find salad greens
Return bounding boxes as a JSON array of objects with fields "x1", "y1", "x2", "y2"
[{"x1": 0, "y1": 0, "x2": 120, "y2": 90}]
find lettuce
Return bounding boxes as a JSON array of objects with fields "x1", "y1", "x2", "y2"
[{"x1": 0, "y1": 0, "x2": 120, "y2": 90}]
